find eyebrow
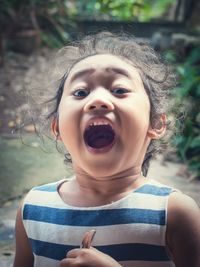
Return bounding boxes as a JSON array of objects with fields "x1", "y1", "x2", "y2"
[{"x1": 69, "y1": 67, "x2": 131, "y2": 83}]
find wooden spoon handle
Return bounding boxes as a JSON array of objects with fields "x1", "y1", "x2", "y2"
[{"x1": 81, "y1": 229, "x2": 96, "y2": 249}]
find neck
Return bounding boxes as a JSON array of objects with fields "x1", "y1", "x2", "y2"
[
  {"x1": 59, "y1": 165, "x2": 147, "y2": 207},
  {"x1": 73, "y1": 164, "x2": 146, "y2": 196}
]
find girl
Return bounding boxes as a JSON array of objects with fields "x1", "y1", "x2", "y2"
[{"x1": 14, "y1": 32, "x2": 200, "y2": 267}]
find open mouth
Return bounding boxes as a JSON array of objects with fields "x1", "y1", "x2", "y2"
[{"x1": 84, "y1": 124, "x2": 116, "y2": 150}]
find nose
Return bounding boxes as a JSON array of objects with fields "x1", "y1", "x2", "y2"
[{"x1": 83, "y1": 89, "x2": 114, "y2": 112}]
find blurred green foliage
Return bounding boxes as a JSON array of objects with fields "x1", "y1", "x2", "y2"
[
  {"x1": 1, "y1": 0, "x2": 176, "y2": 49},
  {"x1": 77, "y1": 0, "x2": 175, "y2": 21},
  {"x1": 171, "y1": 47, "x2": 200, "y2": 179},
  {"x1": 1, "y1": 0, "x2": 76, "y2": 48}
]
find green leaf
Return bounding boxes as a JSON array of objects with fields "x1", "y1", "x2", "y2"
[
  {"x1": 189, "y1": 137, "x2": 200, "y2": 149},
  {"x1": 177, "y1": 66, "x2": 185, "y2": 76}
]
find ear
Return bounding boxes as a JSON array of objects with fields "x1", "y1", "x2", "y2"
[
  {"x1": 51, "y1": 117, "x2": 62, "y2": 140},
  {"x1": 147, "y1": 114, "x2": 167, "y2": 139}
]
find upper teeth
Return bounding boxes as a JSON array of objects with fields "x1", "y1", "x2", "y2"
[{"x1": 89, "y1": 121, "x2": 110, "y2": 126}]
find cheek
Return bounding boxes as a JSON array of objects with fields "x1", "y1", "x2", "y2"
[
  {"x1": 58, "y1": 100, "x2": 81, "y2": 148},
  {"x1": 122, "y1": 96, "x2": 150, "y2": 127},
  {"x1": 118, "y1": 100, "x2": 151, "y2": 149}
]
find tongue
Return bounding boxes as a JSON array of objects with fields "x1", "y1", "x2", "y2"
[
  {"x1": 84, "y1": 125, "x2": 115, "y2": 149},
  {"x1": 89, "y1": 132, "x2": 114, "y2": 149}
]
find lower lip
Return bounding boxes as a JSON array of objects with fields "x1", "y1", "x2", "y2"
[{"x1": 85, "y1": 139, "x2": 116, "y2": 154}]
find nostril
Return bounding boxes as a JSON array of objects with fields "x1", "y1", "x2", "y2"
[
  {"x1": 84, "y1": 98, "x2": 114, "y2": 112},
  {"x1": 101, "y1": 105, "x2": 108, "y2": 109},
  {"x1": 89, "y1": 104, "x2": 108, "y2": 110},
  {"x1": 89, "y1": 105, "x2": 96, "y2": 110}
]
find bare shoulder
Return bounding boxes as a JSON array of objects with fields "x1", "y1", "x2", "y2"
[
  {"x1": 166, "y1": 191, "x2": 200, "y2": 267},
  {"x1": 13, "y1": 202, "x2": 34, "y2": 267},
  {"x1": 168, "y1": 191, "x2": 200, "y2": 218}
]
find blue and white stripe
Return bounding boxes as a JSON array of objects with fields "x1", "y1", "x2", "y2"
[{"x1": 22, "y1": 179, "x2": 175, "y2": 267}]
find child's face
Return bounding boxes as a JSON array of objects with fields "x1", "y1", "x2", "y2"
[{"x1": 57, "y1": 54, "x2": 152, "y2": 177}]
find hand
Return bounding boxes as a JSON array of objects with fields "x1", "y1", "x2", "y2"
[{"x1": 60, "y1": 247, "x2": 122, "y2": 267}]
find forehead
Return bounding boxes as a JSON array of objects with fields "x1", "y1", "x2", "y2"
[{"x1": 67, "y1": 54, "x2": 142, "y2": 82}]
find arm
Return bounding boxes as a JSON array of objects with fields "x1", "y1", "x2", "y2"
[
  {"x1": 166, "y1": 192, "x2": 200, "y2": 267},
  {"x1": 13, "y1": 204, "x2": 34, "y2": 267}
]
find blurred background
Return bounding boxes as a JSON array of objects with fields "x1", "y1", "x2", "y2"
[{"x1": 0, "y1": 0, "x2": 200, "y2": 265}]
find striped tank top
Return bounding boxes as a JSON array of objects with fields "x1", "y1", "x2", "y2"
[{"x1": 22, "y1": 179, "x2": 175, "y2": 267}]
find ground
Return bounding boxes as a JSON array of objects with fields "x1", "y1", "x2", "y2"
[{"x1": 0, "y1": 50, "x2": 200, "y2": 266}]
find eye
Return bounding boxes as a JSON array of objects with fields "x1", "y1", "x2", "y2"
[
  {"x1": 73, "y1": 89, "x2": 90, "y2": 98},
  {"x1": 111, "y1": 87, "x2": 130, "y2": 96}
]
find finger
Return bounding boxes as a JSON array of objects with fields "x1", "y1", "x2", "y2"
[
  {"x1": 66, "y1": 248, "x2": 82, "y2": 258},
  {"x1": 60, "y1": 258, "x2": 74, "y2": 267},
  {"x1": 81, "y1": 229, "x2": 96, "y2": 248}
]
